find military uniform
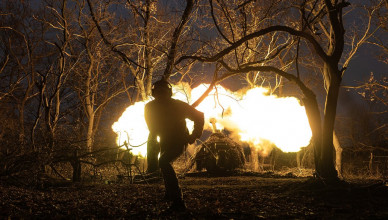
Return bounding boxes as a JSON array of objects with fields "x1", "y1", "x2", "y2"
[{"x1": 145, "y1": 94, "x2": 204, "y2": 209}]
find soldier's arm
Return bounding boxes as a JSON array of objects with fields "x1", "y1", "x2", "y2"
[{"x1": 184, "y1": 103, "x2": 204, "y2": 139}]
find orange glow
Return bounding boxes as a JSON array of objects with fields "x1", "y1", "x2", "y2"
[
  {"x1": 112, "y1": 100, "x2": 150, "y2": 156},
  {"x1": 112, "y1": 83, "x2": 312, "y2": 157}
]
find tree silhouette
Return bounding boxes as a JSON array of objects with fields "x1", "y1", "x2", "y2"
[{"x1": 176, "y1": 0, "x2": 385, "y2": 181}]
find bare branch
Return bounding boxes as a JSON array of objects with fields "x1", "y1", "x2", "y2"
[
  {"x1": 342, "y1": 3, "x2": 383, "y2": 72},
  {"x1": 86, "y1": 0, "x2": 145, "y2": 69},
  {"x1": 209, "y1": 0, "x2": 232, "y2": 44},
  {"x1": 177, "y1": 25, "x2": 329, "y2": 65},
  {"x1": 191, "y1": 65, "x2": 220, "y2": 107},
  {"x1": 0, "y1": 55, "x2": 9, "y2": 74},
  {"x1": 163, "y1": 0, "x2": 194, "y2": 79}
]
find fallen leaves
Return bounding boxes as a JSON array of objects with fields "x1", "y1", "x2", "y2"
[{"x1": 0, "y1": 176, "x2": 387, "y2": 218}]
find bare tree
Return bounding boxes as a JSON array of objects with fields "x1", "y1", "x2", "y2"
[
  {"x1": 60, "y1": 0, "x2": 137, "y2": 153},
  {"x1": 30, "y1": 0, "x2": 76, "y2": 152},
  {"x1": 86, "y1": 0, "x2": 196, "y2": 99},
  {"x1": 176, "y1": 0, "x2": 385, "y2": 181},
  {"x1": 0, "y1": 1, "x2": 43, "y2": 152}
]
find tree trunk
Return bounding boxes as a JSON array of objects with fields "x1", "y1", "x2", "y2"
[
  {"x1": 297, "y1": 151, "x2": 301, "y2": 169},
  {"x1": 45, "y1": 105, "x2": 55, "y2": 150},
  {"x1": 333, "y1": 132, "x2": 342, "y2": 178},
  {"x1": 85, "y1": 50, "x2": 95, "y2": 152},
  {"x1": 86, "y1": 113, "x2": 94, "y2": 152},
  {"x1": 72, "y1": 149, "x2": 81, "y2": 182},
  {"x1": 144, "y1": 0, "x2": 153, "y2": 96},
  {"x1": 136, "y1": 77, "x2": 147, "y2": 101},
  {"x1": 319, "y1": 65, "x2": 341, "y2": 181},
  {"x1": 302, "y1": 93, "x2": 322, "y2": 175},
  {"x1": 251, "y1": 148, "x2": 259, "y2": 171}
]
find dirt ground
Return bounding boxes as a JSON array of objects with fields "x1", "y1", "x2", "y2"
[{"x1": 1, "y1": 174, "x2": 387, "y2": 219}]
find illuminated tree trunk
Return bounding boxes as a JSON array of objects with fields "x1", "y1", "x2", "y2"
[
  {"x1": 333, "y1": 132, "x2": 343, "y2": 177},
  {"x1": 85, "y1": 51, "x2": 94, "y2": 152},
  {"x1": 144, "y1": 0, "x2": 154, "y2": 96},
  {"x1": 302, "y1": 91, "x2": 323, "y2": 175},
  {"x1": 303, "y1": 62, "x2": 340, "y2": 181},
  {"x1": 320, "y1": 87, "x2": 340, "y2": 178},
  {"x1": 251, "y1": 148, "x2": 259, "y2": 171},
  {"x1": 86, "y1": 115, "x2": 95, "y2": 152}
]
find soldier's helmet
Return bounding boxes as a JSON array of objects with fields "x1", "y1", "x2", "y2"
[{"x1": 152, "y1": 79, "x2": 172, "y2": 98}]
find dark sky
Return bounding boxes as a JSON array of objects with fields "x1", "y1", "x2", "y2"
[
  {"x1": 344, "y1": 45, "x2": 387, "y2": 86},
  {"x1": 26, "y1": 0, "x2": 386, "y2": 100},
  {"x1": 29, "y1": 0, "x2": 386, "y2": 86}
]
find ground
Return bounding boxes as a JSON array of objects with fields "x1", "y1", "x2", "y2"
[{"x1": 1, "y1": 173, "x2": 387, "y2": 219}]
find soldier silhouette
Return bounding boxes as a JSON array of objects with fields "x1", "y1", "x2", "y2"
[{"x1": 144, "y1": 78, "x2": 204, "y2": 211}]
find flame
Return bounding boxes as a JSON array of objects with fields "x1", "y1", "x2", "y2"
[
  {"x1": 112, "y1": 100, "x2": 150, "y2": 156},
  {"x1": 112, "y1": 83, "x2": 312, "y2": 157}
]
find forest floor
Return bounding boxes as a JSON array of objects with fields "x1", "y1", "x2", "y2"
[{"x1": 1, "y1": 172, "x2": 387, "y2": 219}]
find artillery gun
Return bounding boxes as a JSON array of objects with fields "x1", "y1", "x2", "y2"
[{"x1": 193, "y1": 132, "x2": 246, "y2": 173}]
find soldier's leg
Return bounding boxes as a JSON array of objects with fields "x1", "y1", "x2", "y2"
[
  {"x1": 147, "y1": 140, "x2": 159, "y2": 173},
  {"x1": 159, "y1": 147, "x2": 183, "y2": 201}
]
